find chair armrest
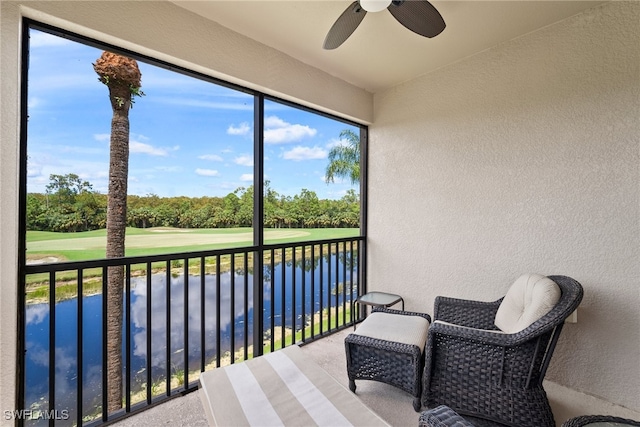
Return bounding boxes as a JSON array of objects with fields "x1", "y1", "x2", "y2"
[
  {"x1": 372, "y1": 306, "x2": 431, "y2": 323},
  {"x1": 434, "y1": 296, "x2": 502, "y2": 330},
  {"x1": 428, "y1": 320, "x2": 513, "y2": 347},
  {"x1": 429, "y1": 318, "x2": 553, "y2": 347}
]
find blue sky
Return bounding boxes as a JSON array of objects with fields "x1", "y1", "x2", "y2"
[{"x1": 26, "y1": 29, "x2": 360, "y2": 200}]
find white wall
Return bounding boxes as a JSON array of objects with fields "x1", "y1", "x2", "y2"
[
  {"x1": 368, "y1": 0, "x2": 639, "y2": 414},
  {"x1": 0, "y1": 1, "x2": 371, "y2": 424}
]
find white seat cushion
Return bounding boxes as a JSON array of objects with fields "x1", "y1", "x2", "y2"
[
  {"x1": 353, "y1": 312, "x2": 430, "y2": 351},
  {"x1": 494, "y1": 274, "x2": 560, "y2": 334}
]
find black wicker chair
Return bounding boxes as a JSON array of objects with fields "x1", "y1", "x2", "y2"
[
  {"x1": 561, "y1": 415, "x2": 640, "y2": 426},
  {"x1": 419, "y1": 405, "x2": 476, "y2": 427},
  {"x1": 345, "y1": 307, "x2": 431, "y2": 411},
  {"x1": 421, "y1": 275, "x2": 584, "y2": 427}
]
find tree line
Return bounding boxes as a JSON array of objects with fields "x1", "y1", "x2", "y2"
[{"x1": 26, "y1": 173, "x2": 360, "y2": 232}]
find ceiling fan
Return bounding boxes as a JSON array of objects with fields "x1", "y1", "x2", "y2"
[{"x1": 323, "y1": 0, "x2": 446, "y2": 50}]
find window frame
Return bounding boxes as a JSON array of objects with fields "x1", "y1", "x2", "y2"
[{"x1": 18, "y1": 18, "x2": 368, "y2": 416}]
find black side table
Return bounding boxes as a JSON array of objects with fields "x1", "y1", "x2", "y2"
[{"x1": 352, "y1": 291, "x2": 404, "y2": 329}]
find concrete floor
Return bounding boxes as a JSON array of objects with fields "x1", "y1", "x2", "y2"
[{"x1": 111, "y1": 328, "x2": 640, "y2": 427}]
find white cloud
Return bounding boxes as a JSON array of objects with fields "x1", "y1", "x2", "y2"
[
  {"x1": 240, "y1": 174, "x2": 253, "y2": 182},
  {"x1": 199, "y1": 154, "x2": 224, "y2": 162},
  {"x1": 227, "y1": 122, "x2": 251, "y2": 136},
  {"x1": 326, "y1": 136, "x2": 350, "y2": 149},
  {"x1": 130, "y1": 141, "x2": 170, "y2": 156},
  {"x1": 234, "y1": 155, "x2": 254, "y2": 167},
  {"x1": 283, "y1": 146, "x2": 327, "y2": 161},
  {"x1": 96, "y1": 134, "x2": 172, "y2": 156},
  {"x1": 26, "y1": 157, "x2": 110, "y2": 194},
  {"x1": 27, "y1": 163, "x2": 42, "y2": 178},
  {"x1": 264, "y1": 115, "x2": 316, "y2": 144},
  {"x1": 195, "y1": 168, "x2": 220, "y2": 177},
  {"x1": 109, "y1": 134, "x2": 178, "y2": 157},
  {"x1": 264, "y1": 116, "x2": 288, "y2": 128}
]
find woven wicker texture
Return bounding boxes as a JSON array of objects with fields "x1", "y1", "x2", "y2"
[
  {"x1": 561, "y1": 415, "x2": 640, "y2": 427},
  {"x1": 345, "y1": 307, "x2": 431, "y2": 412},
  {"x1": 422, "y1": 275, "x2": 583, "y2": 427},
  {"x1": 419, "y1": 405, "x2": 476, "y2": 427}
]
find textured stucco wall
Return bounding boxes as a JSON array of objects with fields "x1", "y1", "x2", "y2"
[
  {"x1": 0, "y1": 1, "x2": 371, "y2": 423},
  {"x1": 0, "y1": 3, "x2": 22, "y2": 423},
  {"x1": 368, "y1": 0, "x2": 639, "y2": 413},
  {"x1": 2, "y1": 0, "x2": 639, "y2": 422}
]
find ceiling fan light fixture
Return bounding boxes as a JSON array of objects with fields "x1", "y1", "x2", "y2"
[
  {"x1": 359, "y1": 0, "x2": 391, "y2": 13},
  {"x1": 324, "y1": 0, "x2": 445, "y2": 49}
]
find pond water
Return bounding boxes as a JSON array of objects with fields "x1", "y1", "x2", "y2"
[{"x1": 24, "y1": 254, "x2": 357, "y2": 425}]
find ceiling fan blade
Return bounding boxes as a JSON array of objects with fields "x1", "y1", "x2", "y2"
[
  {"x1": 388, "y1": 0, "x2": 445, "y2": 38},
  {"x1": 323, "y1": 1, "x2": 367, "y2": 50}
]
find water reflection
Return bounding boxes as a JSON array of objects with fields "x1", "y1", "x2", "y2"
[
  {"x1": 130, "y1": 267, "x2": 258, "y2": 378},
  {"x1": 24, "y1": 253, "x2": 357, "y2": 425}
]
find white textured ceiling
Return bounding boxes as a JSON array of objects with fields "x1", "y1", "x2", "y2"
[{"x1": 170, "y1": 1, "x2": 606, "y2": 93}]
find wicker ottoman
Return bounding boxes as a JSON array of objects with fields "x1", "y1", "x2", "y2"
[{"x1": 345, "y1": 307, "x2": 431, "y2": 411}]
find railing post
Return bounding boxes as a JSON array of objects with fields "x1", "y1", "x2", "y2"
[
  {"x1": 253, "y1": 94, "x2": 265, "y2": 357},
  {"x1": 48, "y1": 271, "x2": 56, "y2": 427}
]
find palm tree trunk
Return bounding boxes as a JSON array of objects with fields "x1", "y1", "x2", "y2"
[
  {"x1": 105, "y1": 83, "x2": 131, "y2": 413},
  {"x1": 94, "y1": 51, "x2": 141, "y2": 414}
]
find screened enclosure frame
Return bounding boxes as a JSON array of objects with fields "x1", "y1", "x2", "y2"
[{"x1": 17, "y1": 18, "x2": 368, "y2": 422}]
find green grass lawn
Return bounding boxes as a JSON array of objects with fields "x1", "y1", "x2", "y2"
[{"x1": 26, "y1": 227, "x2": 360, "y2": 263}]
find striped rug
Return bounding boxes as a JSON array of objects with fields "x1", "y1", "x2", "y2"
[{"x1": 199, "y1": 345, "x2": 389, "y2": 426}]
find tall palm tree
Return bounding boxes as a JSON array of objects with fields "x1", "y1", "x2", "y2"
[
  {"x1": 93, "y1": 51, "x2": 142, "y2": 413},
  {"x1": 325, "y1": 129, "x2": 360, "y2": 185}
]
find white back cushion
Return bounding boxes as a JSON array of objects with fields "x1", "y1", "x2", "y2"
[{"x1": 494, "y1": 274, "x2": 560, "y2": 334}]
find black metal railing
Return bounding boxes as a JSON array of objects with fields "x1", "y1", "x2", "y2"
[{"x1": 21, "y1": 236, "x2": 365, "y2": 426}]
